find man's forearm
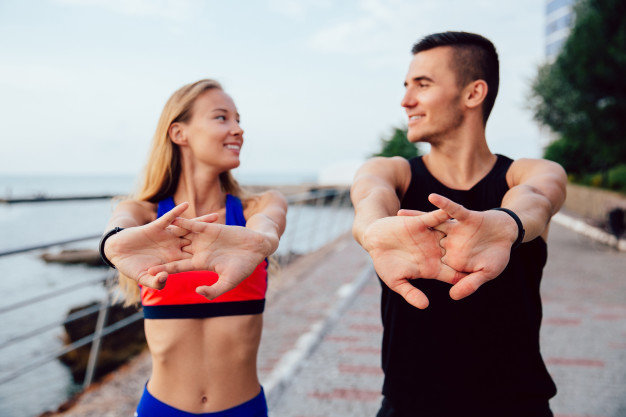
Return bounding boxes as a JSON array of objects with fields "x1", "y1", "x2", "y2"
[
  {"x1": 501, "y1": 159, "x2": 567, "y2": 242},
  {"x1": 351, "y1": 187, "x2": 401, "y2": 247},
  {"x1": 501, "y1": 183, "x2": 565, "y2": 242}
]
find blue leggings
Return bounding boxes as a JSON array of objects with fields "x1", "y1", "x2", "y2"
[{"x1": 136, "y1": 385, "x2": 268, "y2": 417}]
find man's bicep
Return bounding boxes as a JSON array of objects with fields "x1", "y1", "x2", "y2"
[
  {"x1": 352, "y1": 157, "x2": 410, "y2": 202},
  {"x1": 508, "y1": 159, "x2": 567, "y2": 213}
]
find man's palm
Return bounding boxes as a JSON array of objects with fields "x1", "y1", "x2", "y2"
[
  {"x1": 428, "y1": 194, "x2": 517, "y2": 300},
  {"x1": 363, "y1": 210, "x2": 464, "y2": 309}
]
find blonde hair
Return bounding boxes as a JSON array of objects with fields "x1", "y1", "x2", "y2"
[{"x1": 119, "y1": 79, "x2": 246, "y2": 304}]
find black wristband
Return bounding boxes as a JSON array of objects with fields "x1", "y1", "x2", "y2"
[
  {"x1": 99, "y1": 227, "x2": 125, "y2": 269},
  {"x1": 490, "y1": 208, "x2": 525, "y2": 250}
]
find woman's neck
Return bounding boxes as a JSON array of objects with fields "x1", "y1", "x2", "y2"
[{"x1": 174, "y1": 162, "x2": 227, "y2": 217}]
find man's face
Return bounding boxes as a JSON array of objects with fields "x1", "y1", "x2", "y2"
[{"x1": 401, "y1": 46, "x2": 465, "y2": 144}]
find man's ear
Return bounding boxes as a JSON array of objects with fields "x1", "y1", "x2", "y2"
[
  {"x1": 169, "y1": 122, "x2": 187, "y2": 146},
  {"x1": 463, "y1": 80, "x2": 488, "y2": 110}
]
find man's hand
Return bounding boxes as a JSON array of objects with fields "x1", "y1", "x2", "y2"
[
  {"x1": 105, "y1": 203, "x2": 218, "y2": 289},
  {"x1": 148, "y1": 218, "x2": 273, "y2": 300},
  {"x1": 426, "y1": 193, "x2": 519, "y2": 300},
  {"x1": 363, "y1": 209, "x2": 466, "y2": 309}
]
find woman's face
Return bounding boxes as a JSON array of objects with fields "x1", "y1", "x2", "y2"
[{"x1": 179, "y1": 89, "x2": 243, "y2": 172}]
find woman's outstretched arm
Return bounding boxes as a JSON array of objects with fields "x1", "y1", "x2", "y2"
[
  {"x1": 103, "y1": 200, "x2": 217, "y2": 289},
  {"x1": 243, "y1": 190, "x2": 288, "y2": 256},
  {"x1": 148, "y1": 190, "x2": 288, "y2": 300}
]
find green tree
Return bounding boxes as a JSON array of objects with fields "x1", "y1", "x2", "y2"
[
  {"x1": 374, "y1": 126, "x2": 420, "y2": 159},
  {"x1": 530, "y1": 0, "x2": 626, "y2": 175}
]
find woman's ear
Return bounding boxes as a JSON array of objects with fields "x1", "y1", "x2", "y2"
[
  {"x1": 169, "y1": 122, "x2": 187, "y2": 146},
  {"x1": 463, "y1": 80, "x2": 488, "y2": 110}
]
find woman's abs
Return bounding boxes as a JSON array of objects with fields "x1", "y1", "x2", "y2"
[{"x1": 144, "y1": 314, "x2": 263, "y2": 413}]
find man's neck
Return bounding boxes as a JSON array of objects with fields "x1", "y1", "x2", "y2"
[{"x1": 423, "y1": 128, "x2": 496, "y2": 191}]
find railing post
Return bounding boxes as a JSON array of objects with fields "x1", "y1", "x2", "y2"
[
  {"x1": 328, "y1": 190, "x2": 345, "y2": 241},
  {"x1": 308, "y1": 190, "x2": 327, "y2": 253},
  {"x1": 338, "y1": 190, "x2": 353, "y2": 236},
  {"x1": 82, "y1": 271, "x2": 114, "y2": 389},
  {"x1": 282, "y1": 200, "x2": 302, "y2": 263}
]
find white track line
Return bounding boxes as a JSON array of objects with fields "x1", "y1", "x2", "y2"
[
  {"x1": 263, "y1": 264, "x2": 375, "y2": 407},
  {"x1": 552, "y1": 212, "x2": 626, "y2": 251}
]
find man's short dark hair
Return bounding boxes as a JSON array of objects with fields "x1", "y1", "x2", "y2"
[{"x1": 412, "y1": 31, "x2": 499, "y2": 124}]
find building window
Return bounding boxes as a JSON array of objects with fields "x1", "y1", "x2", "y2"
[
  {"x1": 547, "y1": 0, "x2": 574, "y2": 15},
  {"x1": 546, "y1": 12, "x2": 574, "y2": 36}
]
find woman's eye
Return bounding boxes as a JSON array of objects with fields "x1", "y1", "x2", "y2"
[{"x1": 216, "y1": 115, "x2": 226, "y2": 121}]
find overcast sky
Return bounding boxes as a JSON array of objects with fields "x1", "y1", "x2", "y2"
[{"x1": 0, "y1": 0, "x2": 548, "y2": 179}]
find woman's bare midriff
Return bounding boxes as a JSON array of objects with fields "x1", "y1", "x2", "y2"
[{"x1": 144, "y1": 313, "x2": 263, "y2": 413}]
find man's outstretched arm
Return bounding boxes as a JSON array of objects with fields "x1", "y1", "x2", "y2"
[
  {"x1": 351, "y1": 157, "x2": 410, "y2": 245},
  {"x1": 351, "y1": 157, "x2": 463, "y2": 309},
  {"x1": 426, "y1": 158, "x2": 567, "y2": 300},
  {"x1": 501, "y1": 158, "x2": 568, "y2": 241}
]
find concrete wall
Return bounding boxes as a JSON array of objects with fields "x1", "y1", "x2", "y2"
[{"x1": 563, "y1": 183, "x2": 626, "y2": 222}]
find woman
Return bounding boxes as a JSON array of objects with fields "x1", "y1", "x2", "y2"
[{"x1": 100, "y1": 79, "x2": 287, "y2": 417}]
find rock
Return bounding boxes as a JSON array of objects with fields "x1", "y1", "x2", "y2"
[{"x1": 58, "y1": 301, "x2": 146, "y2": 383}]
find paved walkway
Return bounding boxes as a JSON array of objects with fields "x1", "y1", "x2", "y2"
[
  {"x1": 52, "y1": 223, "x2": 626, "y2": 417},
  {"x1": 270, "y1": 222, "x2": 626, "y2": 417},
  {"x1": 540, "y1": 223, "x2": 626, "y2": 417}
]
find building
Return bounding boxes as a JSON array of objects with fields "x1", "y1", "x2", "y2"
[{"x1": 545, "y1": 0, "x2": 576, "y2": 59}]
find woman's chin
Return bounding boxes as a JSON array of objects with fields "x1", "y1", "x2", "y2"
[{"x1": 220, "y1": 160, "x2": 240, "y2": 172}]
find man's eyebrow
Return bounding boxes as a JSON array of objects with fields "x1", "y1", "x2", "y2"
[{"x1": 404, "y1": 76, "x2": 434, "y2": 87}]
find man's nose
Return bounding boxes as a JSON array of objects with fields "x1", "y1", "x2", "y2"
[{"x1": 401, "y1": 90, "x2": 416, "y2": 108}]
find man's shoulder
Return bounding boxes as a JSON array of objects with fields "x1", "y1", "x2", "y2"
[
  {"x1": 366, "y1": 156, "x2": 414, "y2": 169},
  {"x1": 506, "y1": 157, "x2": 567, "y2": 186},
  {"x1": 356, "y1": 156, "x2": 412, "y2": 182}
]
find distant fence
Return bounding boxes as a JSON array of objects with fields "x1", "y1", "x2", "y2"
[
  {"x1": 0, "y1": 195, "x2": 117, "y2": 204},
  {"x1": 0, "y1": 188, "x2": 353, "y2": 393}
]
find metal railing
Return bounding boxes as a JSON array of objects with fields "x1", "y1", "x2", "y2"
[{"x1": 0, "y1": 188, "x2": 354, "y2": 394}]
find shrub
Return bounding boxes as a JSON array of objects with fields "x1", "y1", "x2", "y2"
[{"x1": 607, "y1": 164, "x2": 626, "y2": 193}]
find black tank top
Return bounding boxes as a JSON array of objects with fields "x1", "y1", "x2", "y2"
[{"x1": 380, "y1": 154, "x2": 556, "y2": 416}]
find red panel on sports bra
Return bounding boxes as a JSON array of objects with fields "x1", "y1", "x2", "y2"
[{"x1": 140, "y1": 260, "x2": 268, "y2": 306}]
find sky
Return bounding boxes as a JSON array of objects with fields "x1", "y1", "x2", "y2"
[{"x1": 0, "y1": 0, "x2": 549, "y2": 181}]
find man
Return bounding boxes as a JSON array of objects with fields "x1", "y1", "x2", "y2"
[{"x1": 351, "y1": 32, "x2": 567, "y2": 417}]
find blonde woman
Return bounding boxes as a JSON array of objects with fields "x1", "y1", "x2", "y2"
[{"x1": 100, "y1": 79, "x2": 287, "y2": 417}]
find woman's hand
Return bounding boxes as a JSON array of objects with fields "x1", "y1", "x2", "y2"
[
  {"x1": 105, "y1": 203, "x2": 218, "y2": 289},
  {"x1": 148, "y1": 218, "x2": 274, "y2": 300}
]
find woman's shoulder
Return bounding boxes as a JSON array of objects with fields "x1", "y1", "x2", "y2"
[{"x1": 114, "y1": 199, "x2": 158, "y2": 224}]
